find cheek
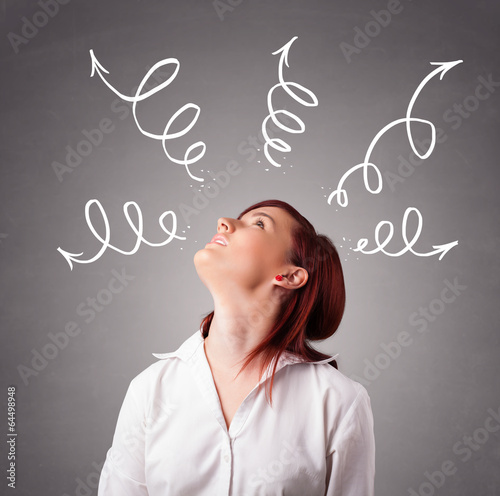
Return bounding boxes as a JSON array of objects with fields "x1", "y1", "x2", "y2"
[{"x1": 237, "y1": 239, "x2": 283, "y2": 272}]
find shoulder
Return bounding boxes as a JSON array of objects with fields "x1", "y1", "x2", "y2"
[
  {"x1": 319, "y1": 363, "x2": 369, "y2": 403},
  {"x1": 298, "y1": 364, "x2": 374, "y2": 455},
  {"x1": 128, "y1": 356, "x2": 186, "y2": 395},
  {"x1": 291, "y1": 361, "x2": 372, "y2": 427},
  {"x1": 296, "y1": 360, "x2": 369, "y2": 402},
  {"x1": 129, "y1": 359, "x2": 171, "y2": 387},
  {"x1": 127, "y1": 330, "x2": 203, "y2": 393},
  {"x1": 117, "y1": 357, "x2": 187, "y2": 425}
]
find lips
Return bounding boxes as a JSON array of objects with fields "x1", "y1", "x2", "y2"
[{"x1": 208, "y1": 234, "x2": 228, "y2": 246}]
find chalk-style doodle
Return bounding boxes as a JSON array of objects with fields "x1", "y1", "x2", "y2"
[
  {"x1": 328, "y1": 60, "x2": 463, "y2": 207},
  {"x1": 326, "y1": 60, "x2": 462, "y2": 260},
  {"x1": 262, "y1": 36, "x2": 319, "y2": 168},
  {"x1": 57, "y1": 200, "x2": 185, "y2": 270},
  {"x1": 89, "y1": 50, "x2": 206, "y2": 182},
  {"x1": 353, "y1": 207, "x2": 458, "y2": 260}
]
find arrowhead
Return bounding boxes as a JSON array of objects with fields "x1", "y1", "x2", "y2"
[
  {"x1": 89, "y1": 49, "x2": 110, "y2": 78},
  {"x1": 56, "y1": 247, "x2": 83, "y2": 271},
  {"x1": 432, "y1": 240, "x2": 458, "y2": 260},
  {"x1": 429, "y1": 60, "x2": 463, "y2": 80},
  {"x1": 272, "y1": 36, "x2": 298, "y2": 67}
]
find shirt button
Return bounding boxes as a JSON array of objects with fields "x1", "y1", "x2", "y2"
[{"x1": 223, "y1": 454, "x2": 230, "y2": 463}]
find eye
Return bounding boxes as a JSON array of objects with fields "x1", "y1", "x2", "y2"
[{"x1": 256, "y1": 217, "x2": 265, "y2": 229}]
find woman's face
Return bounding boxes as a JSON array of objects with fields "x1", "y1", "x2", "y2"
[{"x1": 194, "y1": 206, "x2": 298, "y2": 294}]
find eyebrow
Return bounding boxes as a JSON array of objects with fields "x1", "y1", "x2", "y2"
[{"x1": 249, "y1": 211, "x2": 276, "y2": 227}]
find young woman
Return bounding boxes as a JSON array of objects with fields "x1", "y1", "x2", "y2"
[{"x1": 98, "y1": 199, "x2": 375, "y2": 495}]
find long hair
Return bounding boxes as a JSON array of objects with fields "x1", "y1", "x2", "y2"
[{"x1": 200, "y1": 199, "x2": 346, "y2": 404}]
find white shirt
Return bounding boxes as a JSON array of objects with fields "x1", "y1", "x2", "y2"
[{"x1": 98, "y1": 330, "x2": 375, "y2": 496}]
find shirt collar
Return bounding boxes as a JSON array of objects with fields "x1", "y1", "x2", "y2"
[
  {"x1": 152, "y1": 330, "x2": 339, "y2": 373},
  {"x1": 152, "y1": 329, "x2": 205, "y2": 362}
]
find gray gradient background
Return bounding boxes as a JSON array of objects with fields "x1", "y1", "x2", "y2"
[{"x1": 1, "y1": 0, "x2": 500, "y2": 495}]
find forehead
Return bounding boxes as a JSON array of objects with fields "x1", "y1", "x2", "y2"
[{"x1": 241, "y1": 206, "x2": 297, "y2": 231}]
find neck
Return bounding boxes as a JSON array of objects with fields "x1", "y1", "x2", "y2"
[{"x1": 203, "y1": 286, "x2": 284, "y2": 380}]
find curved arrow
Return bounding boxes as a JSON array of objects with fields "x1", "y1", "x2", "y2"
[
  {"x1": 262, "y1": 36, "x2": 319, "y2": 168},
  {"x1": 89, "y1": 49, "x2": 181, "y2": 102},
  {"x1": 406, "y1": 60, "x2": 463, "y2": 159},
  {"x1": 89, "y1": 50, "x2": 206, "y2": 182},
  {"x1": 328, "y1": 60, "x2": 462, "y2": 207},
  {"x1": 328, "y1": 116, "x2": 435, "y2": 207},
  {"x1": 57, "y1": 199, "x2": 185, "y2": 270},
  {"x1": 352, "y1": 207, "x2": 458, "y2": 260}
]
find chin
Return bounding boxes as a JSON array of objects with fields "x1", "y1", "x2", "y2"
[
  {"x1": 193, "y1": 246, "x2": 208, "y2": 266},
  {"x1": 194, "y1": 248, "x2": 227, "y2": 294},
  {"x1": 193, "y1": 248, "x2": 211, "y2": 283}
]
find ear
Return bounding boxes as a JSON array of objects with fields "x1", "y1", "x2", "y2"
[{"x1": 275, "y1": 266, "x2": 308, "y2": 290}]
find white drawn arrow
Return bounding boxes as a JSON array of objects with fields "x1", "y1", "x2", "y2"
[
  {"x1": 328, "y1": 60, "x2": 463, "y2": 207},
  {"x1": 406, "y1": 60, "x2": 463, "y2": 159},
  {"x1": 353, "y1": 207, "x2": 458, "y2": 260},
  {"x1": 89, "y1": 49, "x2": 206, "y2": 182},
  {"x1": 262, "y1": 36, "x2": 319, "y2": 168},
  {"x1": 57, "y1": 199, "x2": 185, "y2": 270}
]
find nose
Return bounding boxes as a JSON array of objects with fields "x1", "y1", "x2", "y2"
[{"x1": 217, "y1": 217, "x2": 235, "y2": 233}]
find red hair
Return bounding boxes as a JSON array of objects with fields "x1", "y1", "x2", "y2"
[{"x1": 200, "y1": 199, "x2": 346, "y2": 404}]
